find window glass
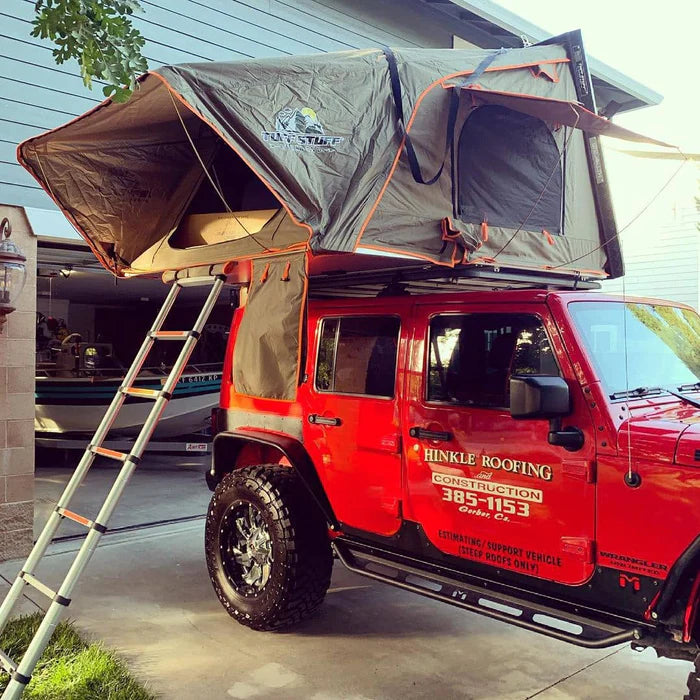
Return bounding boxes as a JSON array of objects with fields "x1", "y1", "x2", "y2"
[
  {"x1": 569, "y1": 302, "x2": 699, "y2": 397},
  {"x1": 315, "y1": 316, "x2": 400, "y2": 398},
  {"x1": 316, "y1": 319, "x2": 338, "y2": 392},
  {"x1": 428, "y1": 314, "x2": 559, "y2": 408}
]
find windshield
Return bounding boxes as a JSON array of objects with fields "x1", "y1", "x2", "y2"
[{"x1": 568, "y1": 301, "x2": 700, "y2": 398}]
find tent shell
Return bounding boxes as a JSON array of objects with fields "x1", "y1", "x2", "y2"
[{"x1": 17, "y1": 31, "x2": 659, "y2": 286}]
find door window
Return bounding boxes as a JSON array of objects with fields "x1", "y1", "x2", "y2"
[
  {"x1": 316, "y1": 316, "x2": 400, "y2": 398},
  {"x1": 427, "y1": 313, "x2": 559, "y2": 408}
]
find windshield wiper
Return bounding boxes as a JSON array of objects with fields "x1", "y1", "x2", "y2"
[
  {"x1": 610, "y1": 385, "x2": 700, "y2": 409},
  {"x1": 678, "y1": 381, "x2": 700, "y2": 392},
  {"x1": 610, "y1": 386, "x2": 664, "y2": 400},
  {"x1": 665, "y1": 387, "x2": 700, "y2": 409}
]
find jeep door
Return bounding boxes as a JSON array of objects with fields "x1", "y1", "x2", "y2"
[
  {"x1": 303, "y1": 303, "x2": 407, "y2": 536},
  {"x1": 403, "y1": 300, "x2": 596, "y2": 585}
]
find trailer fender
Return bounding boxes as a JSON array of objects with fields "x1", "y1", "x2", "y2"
[{"x1": 211, "y1": 429, "x2": 339, "y2": 530}]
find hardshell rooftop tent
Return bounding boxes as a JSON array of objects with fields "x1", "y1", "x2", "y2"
[{"x1": 18, "y1": 31, "x2": 670, "y2": 285}]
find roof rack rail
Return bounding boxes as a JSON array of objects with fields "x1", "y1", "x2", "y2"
[{"x1": 308, "y1": 262, "x2": 601, "y2": 297}]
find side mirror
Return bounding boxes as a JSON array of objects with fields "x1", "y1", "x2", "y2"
[
  {"x1": 509, "y1": 376, "x2": 571, "y2": 419},
  {"x1": 510, "y1": 376, "x2": 584, "y2": 452}
]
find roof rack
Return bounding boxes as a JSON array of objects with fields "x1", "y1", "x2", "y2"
[{"x1": 308, "y1": 262, "x2": 601, "y2": 298}]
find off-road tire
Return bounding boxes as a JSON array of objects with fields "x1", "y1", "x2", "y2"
[
  {"x1": 686, "y1": 653, "x2": 700, "y2": 700},
  {"x1": 205, "y1": 464, "x2": 333, "y2": 630}
]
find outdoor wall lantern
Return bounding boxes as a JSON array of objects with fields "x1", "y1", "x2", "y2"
[{"x1": 0, "y1": 217, "x2": 27, "y2": 316}]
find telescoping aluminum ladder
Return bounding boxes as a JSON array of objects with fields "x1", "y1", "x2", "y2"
[{"x1": 0, "y1": 274, "x2": 226, "y2": 699}]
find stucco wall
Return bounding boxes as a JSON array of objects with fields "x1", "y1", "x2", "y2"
[{"x1": 0, "y1": 205, "x2": 36, "y2": 561}]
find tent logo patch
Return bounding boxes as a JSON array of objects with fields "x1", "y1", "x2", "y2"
[{"x1": 262, "y1": 107, "x2": 344, "y2": 152}]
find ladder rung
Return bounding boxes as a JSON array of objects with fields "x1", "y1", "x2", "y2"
[
  {"x1": 56, "y1": 507, "x2": 107, "y2": 534},
  {"x1": 175, "y1": 275, "x2": 224, "y2": 287},
  {"x1": 20, "y1": 573, "x2": 69, "y2": 606},
  {"x1": 57, "y1": 507, "x2": 93, "y2": 529},
  {"x1": 0, "y1": 648, "x2": 17, "y2": 674},
  {"x1": 150, "y1": 330, "x2": 192, "y2": 340},
  {"x1": 90, "y1": 445, "x2": 128, "y2": 461},
  {"x1": 121, "y1": 387, "x2": 161, "y2": 399}
]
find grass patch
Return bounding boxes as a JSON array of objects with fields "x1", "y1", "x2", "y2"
[{"x1": 0, "y1": 614, "x2": 154, "y2": 699}]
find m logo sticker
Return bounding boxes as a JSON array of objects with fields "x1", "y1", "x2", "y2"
[{"x1": 262, "y1": 106, "x2": 344, "y2": 152}]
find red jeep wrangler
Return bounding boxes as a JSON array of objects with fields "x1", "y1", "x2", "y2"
[{"x1": 207, "y1": 289, "x2": 700, "y2": 698}]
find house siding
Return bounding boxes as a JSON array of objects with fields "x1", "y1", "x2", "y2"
[
  {"x1": 601, "y1": 206, "x2": 699, "y2": 310},
  {"x1": 0, "y1": 0, "x2": 455, "y2": 210}
]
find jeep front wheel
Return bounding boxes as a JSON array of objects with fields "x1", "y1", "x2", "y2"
[{"x1": 205, "y1": 464, "x2": 333, "y2": 630}]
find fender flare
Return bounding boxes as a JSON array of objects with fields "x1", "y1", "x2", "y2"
[
  {"x1": 655, "y1": 534, "x2": 700, "y2": 625},
  {"x1": 211, "y1": 429, "x2": 339, "y2": 531}
]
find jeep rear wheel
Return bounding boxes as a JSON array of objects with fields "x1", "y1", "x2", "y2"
[
  {"x1": 686, "y1": 653, "x2": 700, "y2": 700},
  {"x1": 205, "y1": 464, "x2": 333, "y2": 630}
]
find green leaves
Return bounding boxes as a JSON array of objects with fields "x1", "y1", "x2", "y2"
[{"x1": 31, "y1": 0, "x2": 148, "y2": 102}]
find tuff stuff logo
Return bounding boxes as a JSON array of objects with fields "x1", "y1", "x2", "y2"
[{"x1": 261, "y1": 107, "x2": 344, "y2": 152}]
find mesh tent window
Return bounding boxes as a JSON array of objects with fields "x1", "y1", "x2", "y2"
[
  {"x1": 183, "y1": 144, "x2": 279, "y2": 217},
  {"x1": 457, "y1": 105, "x2": 564, "y2": 234}
]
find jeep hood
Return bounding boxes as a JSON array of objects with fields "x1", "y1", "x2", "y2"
[{"x1": 618, "y1": 401, "x2": 700, "y2": 466}]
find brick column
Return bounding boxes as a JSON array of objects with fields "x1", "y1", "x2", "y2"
[{"x1": 0, "y1": 206, "x2": 37, "y2": 561}]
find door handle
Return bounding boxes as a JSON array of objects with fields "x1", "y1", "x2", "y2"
[
  {"x1": 308, "y1": 414, "x2": 342, "y2": 427},
  {"x1": 409, "y1": 427, "x2": 452, "y2": 442}
]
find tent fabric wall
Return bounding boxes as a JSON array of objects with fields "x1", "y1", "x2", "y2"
[
  {"x1": 353, "y1": 49, "x2": 606, "y2": 272},
  {"x1": 232, "y1": 252, "x2": 307, "y2": 401}
]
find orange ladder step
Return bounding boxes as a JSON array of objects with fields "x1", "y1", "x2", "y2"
[
  {"x1": 121, "y1": 387, "x2": 162, "y2": 399},
  {"x1": 88, "y1": 445, "x2": 128, "y2": 462},
  {"x1": 150, "y1": 330, "x2": 194, "y2": 340}
]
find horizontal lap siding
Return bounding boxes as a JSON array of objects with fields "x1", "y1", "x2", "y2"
[
  {"x1": 1, "y1": 0, "x2": 452, "y2": 209},
  {"x1": 0, "y1": 182, "x2": 48, "y2": 209},
  {"x1": 0, "y1": 162, "x2": 39, "y2": 191},
  {"x1": 601, "y1": 219, "x2": 699, "y2": 308}
]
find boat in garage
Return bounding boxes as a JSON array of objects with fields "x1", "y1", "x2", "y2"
[
  {"x1": 32, "y1": 223, "x2": 229, "y2": 439},
  {"x1": 35, "y1": 363, "x2": 222, "y2": 438}
]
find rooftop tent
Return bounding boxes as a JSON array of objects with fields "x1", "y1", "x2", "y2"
[{"x1": 18, "y1": 31, "x2": 669, "y2": 280}]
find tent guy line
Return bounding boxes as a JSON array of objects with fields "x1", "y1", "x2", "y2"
[{"x1": 551, "y1": 152, "x2": 688, "y2": 270}]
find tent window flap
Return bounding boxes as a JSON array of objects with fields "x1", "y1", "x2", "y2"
[{"x1": 457, "y1": 105, "x2": 563, "y2": 234}]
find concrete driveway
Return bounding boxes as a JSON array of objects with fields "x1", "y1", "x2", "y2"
[
  {"x1": 0, "y1": 522, "x2": 689, "y2": 699},
  {"x1": 3, "y1": 455, "x2": 689, "y2": 699},
  {"x1": 33, "y1": 452, "x2": 211, "y2": 538}
]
